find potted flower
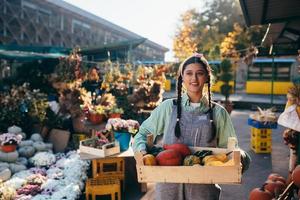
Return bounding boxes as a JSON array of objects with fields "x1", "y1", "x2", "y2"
[
  {"x1": 108, "y1": 106, "x2": 124, "y2": 119},
  {"x1": 105, "y1": 118, "x2": 140, "y2": 151},
  {"x1": 0, "y1": 133, "x2": 22, "y2": 152},
  {"x1": 89, "y1": 105, "x2": 106, "y2": 124}
]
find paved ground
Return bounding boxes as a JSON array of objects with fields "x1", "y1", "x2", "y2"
[{"x1": 123, "y1": 109, "x2": 289, "y2": 200}]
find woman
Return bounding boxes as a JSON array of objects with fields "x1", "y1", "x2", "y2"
[{"x1": 133, "y1": 53, "x2": 249, "y2": 200}]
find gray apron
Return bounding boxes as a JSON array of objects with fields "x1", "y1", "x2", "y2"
[{"x1": 155, "y1": 104, "x2": 221, "y2": 200}]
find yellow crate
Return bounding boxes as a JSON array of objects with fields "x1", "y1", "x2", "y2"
[
  {"x1": 251, "y1": 138, "x2": 271, "y2": 153},
  {"x1": 251, "y1": 127, "x2": 272, "y2": 140},
  {"x1": 92, "y1": 157, "x2": 125, "y2": 191},
  {"x1": 164, "y1": 79, "x2": 171, "y2": 91},
  {"x1": 85, "y1": 177, "x2": 120, "y2": 200}
]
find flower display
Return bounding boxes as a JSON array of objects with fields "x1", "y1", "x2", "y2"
[
  {"x1": 29, "y1": 152, "x2": 56, "y2": 167},
  {"x1": 0, "y1": 83, "x2": 48, "y2": 133},
  {"x1": 4, "y1": 151, "x2": 89, "y2": 200},
  {"x1": 105, "y1": 118, "x2": 140, "y2": 135},
  {"x1": 0, "y1": 133, "x2": 22, "y2": 146}
]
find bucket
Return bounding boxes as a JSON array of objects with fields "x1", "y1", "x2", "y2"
[{"x1": 114, "y1": 131, "x2": 131, "y2": 151}]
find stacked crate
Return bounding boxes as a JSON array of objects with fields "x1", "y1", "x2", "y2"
[
  {"x1": 248, "y1": 118, "x2": 277, "y2": 153},
  {"x1": 85, "y1": 157, "x2": 125, "y2": 200}
]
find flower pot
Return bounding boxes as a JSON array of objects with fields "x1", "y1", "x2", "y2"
[
  {"x1": 1, "y1": 145, "x2": 17, "y2": 153},
  {"x1": 114, "y1": 131, "x2": 131, "y2": 151},
  {"x1": 109, "y1": 113, "x2": 121, "y2": 119},
  {"x1": 89, "y1": 113, "x2": 104, "y2": 124}
]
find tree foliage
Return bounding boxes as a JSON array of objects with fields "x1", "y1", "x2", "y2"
[{"x1": 173, "y1": 0, "x2": 267, "y2": 61}]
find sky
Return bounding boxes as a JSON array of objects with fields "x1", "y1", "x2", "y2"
[{"x1": 64, "y1": 0, "x2": 205, "y2": 61}]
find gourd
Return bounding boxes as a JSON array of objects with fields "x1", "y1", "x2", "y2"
[
  {"x1": 143, "y1": 154, "x2": 157, "y2": 165},
  {"x1": 19, "y1": 140, "x2": 34, "y2": 147},
  {"x1": 0, "y1": 162, "x2": 9, "y2": 168},
  {"x1": 267, "y1": 173, "x2": 286, "y2": 185},
  {"x1": 7, "y1": 125, "x2": 22, "y2": 134},
  {"x1": 9, "y1": 163, "x2": 27, "y2": 174},
  {"x1": 18, "y1": 132, "x2": 26, "y2": 140},
  {"x1": 0, "y1": 151, "x2": 19, "y2": 163},
  {"x1": 249, "y1": 184, "x2": 273, "y2": 200},
  {"x1": 33, "y1": 142, "x2": 47, "y2": 152},
  {"x1": 30, "y1": 133, "x2": 43, "y2": 142},
  {"x1": 264, "y1": 180, "x2": 286, "y2": 197},
  {"x1": 0, "y1": 167, "x2": 11, "y2": 181},
  {"x1": 45, "y1": 143, "x2": 53, "y2": 150},
  {"x1": 183, "y1": 155, "x2": 201, "y2": 166},
  {"x1": 156, "y1": 149, "x2": 182, "y2": 166},
  {"x1": 18, "y1": 146, "x2": 35, "y2": 158},
  {"x1": 17, "y1": 157, "x2": 28, "y2": 166},
  {"x1": 292, "y1": 165, "x2": 300, "y2": 187},
  {"x1": 163, "y1": 143, "x2": 191, "y2": 157}
]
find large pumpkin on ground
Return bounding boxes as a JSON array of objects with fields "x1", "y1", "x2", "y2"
[{"x1": 249, "y1": 185, "x2": 273, "y2": 200}]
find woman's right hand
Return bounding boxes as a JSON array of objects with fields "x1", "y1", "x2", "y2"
[{"x1": 140, "y1": 150, "x2": 147, "y2": 155}]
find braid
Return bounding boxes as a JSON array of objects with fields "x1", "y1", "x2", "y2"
[
  {"x1": 175, "y1": 76, "x2": 182, "y2": 138},
  {"x1": 207, "y1": 76, "x2": 216, "y2": 143}
]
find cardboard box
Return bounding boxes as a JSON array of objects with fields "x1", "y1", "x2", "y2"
[
  {"x1": 135, "y1": 146, "x2": 241, "y2": 184},
  {"x1": 79, "y1": 138, "x2": 120, "y2": 157}
]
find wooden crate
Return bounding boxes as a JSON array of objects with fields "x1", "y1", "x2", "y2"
[
  {"x1": 135, "y1": 146, "x2": 241, "y2": 184},
  {"x1": 80, "y1": 138, "x2": 120, "y2": 157}
]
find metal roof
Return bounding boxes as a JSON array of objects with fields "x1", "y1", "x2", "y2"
[
  {"x1": 47, "y1": 0, "x2": 168, "y2": 51},
  {"x1": 239, "y1": 0, "x2": 300, "y2": 54},
  {"x1": 239, "y1": 0, "x2": 300, "y2": 26}
]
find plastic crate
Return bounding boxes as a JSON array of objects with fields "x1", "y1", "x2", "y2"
[
  {"x1": 248, "y1": 118, "x2": 277, "y2": 129},
  {"x1": 251, "y1": 138, "x2": 271, "y2": 153},
  {"x1": 251, "y1": 127, "x2": 272, "y2": 140}
]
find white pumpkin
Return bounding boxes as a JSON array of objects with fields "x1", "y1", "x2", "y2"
[
  {"x1": 30, "y1": 133, "x2": 43, "y2": 142},
  {"x1": 19, "y1": 140, "x2": 33, "y2": 147},
  {"x1": 18, "y1": 146, "x2": 35, "y2": 158},
  {"x1": 45, "y1": 143, "x2": 53, "y2": 150},
  {"x1": 0, "y1": 162, "x2": 9, "y2": 168},
  {"x1": 9, "y1": 163, "x2": 27, "y2": 174},
  {"x1": 0, "y1": 151, "x2": 19, "y2": 163},
  {"x1": 33, "y1": 142, "x2": 47, "y2": 152},
  {"x1": 0, "y1": 167, "x2": 11, "y2": 181},
  {"x1": 7, "y1": 125, "x2": 22, "y2": 134},
  {"x1": 16, "y1": 157, "x2": 28, "y2": 166},
  {"x1": 18, "y1": 132, "x2": 26, "y2": 139}
]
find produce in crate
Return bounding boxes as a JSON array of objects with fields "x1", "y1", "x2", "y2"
[
  {"x1": 143, "y1": 154, "x2": 157, "y2": 166},
  {"x1": 163, "y1": 143, "x2": 191, "y2": 157},
  {"x1": 155, "y1": 149, "x2": 182, "y2": 166}
]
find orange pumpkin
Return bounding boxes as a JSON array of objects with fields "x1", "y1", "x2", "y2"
[
  {"x1": 249, "y1": 184, "x2": 273, "y2": 200},
  {"x1": 292, "y1": 165, "x2": 300, "y2": 187}
]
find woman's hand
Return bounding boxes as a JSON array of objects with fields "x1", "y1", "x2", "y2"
[{"x1": 140, "y1": 150, "x2": 147, "y2": 155}]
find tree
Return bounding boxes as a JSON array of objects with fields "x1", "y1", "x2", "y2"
[
  {"x1": 173, "y1": 9, "x2": 199, "y2": 61},
  {"x1": 173, "y1": 0, "x2": 266, "y2": 61}
]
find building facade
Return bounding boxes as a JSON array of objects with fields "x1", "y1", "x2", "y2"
[{"x1": 0, "y1": 0, "x2": 168, "y2": 62}]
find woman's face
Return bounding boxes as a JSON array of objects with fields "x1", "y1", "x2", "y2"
[{"x1": 182, "y1": 63, "x2": 208, "y2": 94}]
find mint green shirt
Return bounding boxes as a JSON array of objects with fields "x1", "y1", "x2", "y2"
[{"x1": 132, "y1": 93, "x2": 237, "y2": 152}]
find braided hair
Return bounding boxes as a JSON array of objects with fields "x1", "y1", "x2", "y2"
[{"x1": 174, "y1": 54, "x2": 216, "y2": 142}]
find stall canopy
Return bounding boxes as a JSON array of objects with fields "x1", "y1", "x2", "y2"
[
  {"x1": 239, "y1": 0, "x2": 300, "y2": 53},
  {"x1": 0, "y1": 44, "x2": 69, "y2": 61},
  {"x1": 79, "y1": 38, "x2": 147, "y2": 62}
]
